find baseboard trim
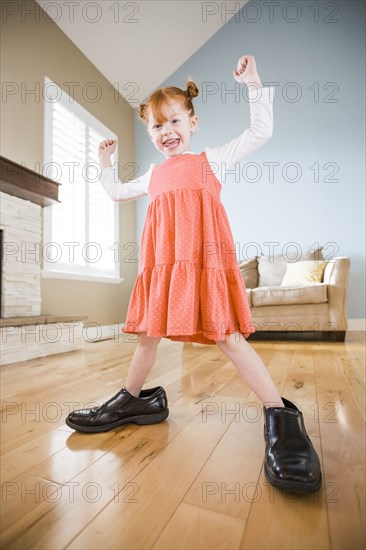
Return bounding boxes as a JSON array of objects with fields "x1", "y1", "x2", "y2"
[
  {"x1": 348, "y1": 319, "x2": 366, "y2": 331},
  {"x1": 84, "y1": 323, "x2": 125, "y2": 342}
]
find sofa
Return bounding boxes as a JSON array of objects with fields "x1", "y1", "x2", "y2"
[{"x1": 238, "y1": 246, "x2": 350, "y2": 342}]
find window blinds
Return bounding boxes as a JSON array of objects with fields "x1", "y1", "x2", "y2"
[{"x1": 43, "y1": 78, "x2": 119, "y2": 280}]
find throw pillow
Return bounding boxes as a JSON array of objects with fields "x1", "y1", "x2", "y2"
[
  {"x1": 257, "y1": 246, "x2": 324, "y2": 287},
  {"x1": 280, "y1": 260, "x2": 328, "y2": 287},
  {"x1": 238, "y1": 258, "x2": 258, "y2": 288}
]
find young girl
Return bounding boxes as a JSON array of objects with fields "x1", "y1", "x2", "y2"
[{"x1": 66, "y1": 55, "x2": 322, "y2": 493}]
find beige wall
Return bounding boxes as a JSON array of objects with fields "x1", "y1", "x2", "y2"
[{"x1": 1, "y1": 0, "x2": 138, "y2": 328}]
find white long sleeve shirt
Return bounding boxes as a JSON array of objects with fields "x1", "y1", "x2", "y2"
[{"x1": 99, "y1": 85, "x2": 275, "y2": 202}]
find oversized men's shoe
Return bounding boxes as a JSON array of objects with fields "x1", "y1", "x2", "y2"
[
  {"x1": 65, "y1": 386, "x2": 169, "y2": 433},
  {"x1": 263, "y1": 397, "x2": 322, "y2": 493}
]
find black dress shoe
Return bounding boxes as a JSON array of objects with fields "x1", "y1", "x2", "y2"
[
  {"x1": 65, "y1": 385, "x2": 169, "y2": 433},
  {"x1": 263, "y1": 397, "x2": 322, "y2": 493}
]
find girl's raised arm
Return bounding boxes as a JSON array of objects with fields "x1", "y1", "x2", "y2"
[
  {"x1": 99, "y1": 163, "x2": 155, "y2": 203},
  {"x1": 205, "y1": 55, "x2": 274, "y2": 183},
  {"x1": 205, "y1": 85, "x2": 274, "y2": 177},
  {"x1": 98, "y1": 139, "x2": 154, "y2": 202}
]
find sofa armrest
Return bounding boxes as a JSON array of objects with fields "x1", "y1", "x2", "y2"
[{"x1": 323, "y1": 256, "x2": 350, "y2": 331}]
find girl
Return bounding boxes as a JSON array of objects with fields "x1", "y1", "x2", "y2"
[{"x1": 66, "y1": 55, "x2": 322, "y2": 493}]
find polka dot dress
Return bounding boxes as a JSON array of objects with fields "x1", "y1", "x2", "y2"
[{"x1": 121, "y1": 151, "x2": 256, "y2": 345}]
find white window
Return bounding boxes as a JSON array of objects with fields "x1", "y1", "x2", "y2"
[{"x1": 42, "y1": 76, "x2": 121, "y2": 283}]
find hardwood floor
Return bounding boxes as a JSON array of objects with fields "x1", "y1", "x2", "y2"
[{"x1": 1, "y1": 332, "x2": 365, "y2": 549}]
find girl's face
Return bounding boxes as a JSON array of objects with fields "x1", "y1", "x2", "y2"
[{"x1": 147, "y1": 100, "x2": 198, "y2": 158}]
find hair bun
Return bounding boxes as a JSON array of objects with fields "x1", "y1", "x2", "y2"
[
  {"x1": 186, "y1": 81, "x2": 199, "y2": 99},
  {"x1": 138, "y1": 103, "x2": 147, "y2": 121}
]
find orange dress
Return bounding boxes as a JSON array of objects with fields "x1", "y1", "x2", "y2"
[{"x1": 121, "y1": 151, "x2": 256, "y2": 345}]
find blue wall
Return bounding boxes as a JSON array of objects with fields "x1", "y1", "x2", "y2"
[{"x1": 134, "y1": 0, "x2": 365, "y2": 319}]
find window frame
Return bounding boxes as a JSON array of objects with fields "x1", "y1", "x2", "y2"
[{"x1": 42, "y1": 75, "x2": 122, "y2": 283}]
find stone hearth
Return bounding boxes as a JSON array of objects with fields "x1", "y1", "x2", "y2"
[{"x1": 0, "y1": 156, "x2": 88, "y2": 365}]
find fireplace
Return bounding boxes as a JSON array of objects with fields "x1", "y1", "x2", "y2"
[
  {"x1": 0, "y1": 156, "x2": 88, "y2": 365},
  {"x1": 0, "y1": 155, "x2": 59, "y2": 318}
]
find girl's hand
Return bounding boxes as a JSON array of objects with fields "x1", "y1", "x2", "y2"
[
  {"x1": 98, "y1": 139, "x2": 118, "y2": 169},
  {"x1": 233, "y1": 55, "x2": 261, "y2": 87}
]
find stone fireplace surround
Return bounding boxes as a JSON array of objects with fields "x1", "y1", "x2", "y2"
[{"x1": 0, "y1": 156, "x2": 88, "y2": 365}]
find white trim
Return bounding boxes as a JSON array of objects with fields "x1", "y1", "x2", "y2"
[
  {"x1": 43, "y1": 75, "x2": 120, "y2": 281},
  {"x1": 348, "y1": 318, "x2": 366, "y2": 331},
  {"x1": 41, "y1": 270, "x2": 123, "y2": 284},
  {"x1": 83, "y1": 323, "x2": 126, "y2": 342}
]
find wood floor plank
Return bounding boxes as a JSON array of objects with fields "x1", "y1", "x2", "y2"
[
  {"x1": 152, "y1": 502, "x2": 245, "y2": 549},
  {"x1": 0, "y1": 345, "x2": 216, "y2": 454},
  {"x1": 0, "y1": 429, "x2": 70, "y2": 483},
  {"x1": 1, "y1": 333, "x2": 365, "y2": 550},
  {"x1": 182, "y1": 347, "x2": 294, "y2": 521},
  {"x1": 65, "y1": 395, "x2": 242, "y2": 550},
  {"x1": 1, "y1": 349, "x2": 226, "y2": 486},
  {"x1": 240, "y1": 346, "x2": 329, "y2": 549},
  {"x1": 2, "y1": 395, "x2": 238, "y2": 549},
  {"x1": 0, "y1": 473, "x2": 62, "y2": 532},
  {"x1": 331, "y1": 346, "x2": 365, "y2": 421},
  {"x1": 1, "y1": 358, "x2": 239, "y2": 548},
  {"x1": 20, "y1": 360, "x2": 235, "y2": 485},
  {"x1": 1, "y1": 432, "x2": 160, "y2": 550},
  {"x1": 312, "y1": 348, "x2": 365, "y2": 550}
]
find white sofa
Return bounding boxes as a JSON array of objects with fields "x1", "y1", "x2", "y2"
[{"x1": 238, "y1": 247, "x2": 350, "y2": 342}]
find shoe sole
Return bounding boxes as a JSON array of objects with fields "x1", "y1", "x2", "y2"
[
  {"x1": 65, "y1": 409, "x2": 169, "y2": 434},
  {"x1": 264, "y1": 462, "x2": 322, "y2": 494}
]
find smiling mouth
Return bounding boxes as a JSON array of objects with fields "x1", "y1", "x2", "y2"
[{"x1": 163, "y1": 138, "x2": 180, "y2": 147}]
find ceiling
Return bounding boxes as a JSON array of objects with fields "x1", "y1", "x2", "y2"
[{"x1": 35, "y1": 0, "x2": 248, "y2": 108}]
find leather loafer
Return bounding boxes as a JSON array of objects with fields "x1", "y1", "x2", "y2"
[
  {"x1": 263, "y1": 397, "x2": 322, "y2": 493},
  {"x1": 65, "y1": 385, "x2": 169, "y2": 433}
]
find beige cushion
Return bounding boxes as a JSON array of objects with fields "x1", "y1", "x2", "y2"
[
  {"x1": 238, "y1": 258, "x2": 258, "y2": 288},
  {"x1": 281, "y1": 260, "x2": 328, "y2": 287},
  {"x1": 251, "y1": 282, "x2": 328, "y2": 307},
  {"x1": 257, "y1": 246, "x2": 324, "y2": 287}
]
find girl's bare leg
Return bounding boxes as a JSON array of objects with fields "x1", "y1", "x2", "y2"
[
  {"x1": 216, "y1": 332, "x2": 285, "y2": 408},
  {"x1": 124, "y1": 332, "x2": 161, "y2": 397}
]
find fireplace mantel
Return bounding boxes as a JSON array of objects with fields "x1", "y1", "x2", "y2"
[{"x1": 0, "y1": 155, "x2": 60, "y2": 207}]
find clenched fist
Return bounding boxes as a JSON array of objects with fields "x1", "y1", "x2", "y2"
[
  {"x1": 98, "y1": 139, "x2": 118, "y2": 169},
  {"x1": 233, "y1": 55, "x2": 261, "y2": 87}
]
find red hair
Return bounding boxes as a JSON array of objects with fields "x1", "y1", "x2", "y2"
[{"x1": 138, "y1": 80, "x2": 199, "y2": 126}]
